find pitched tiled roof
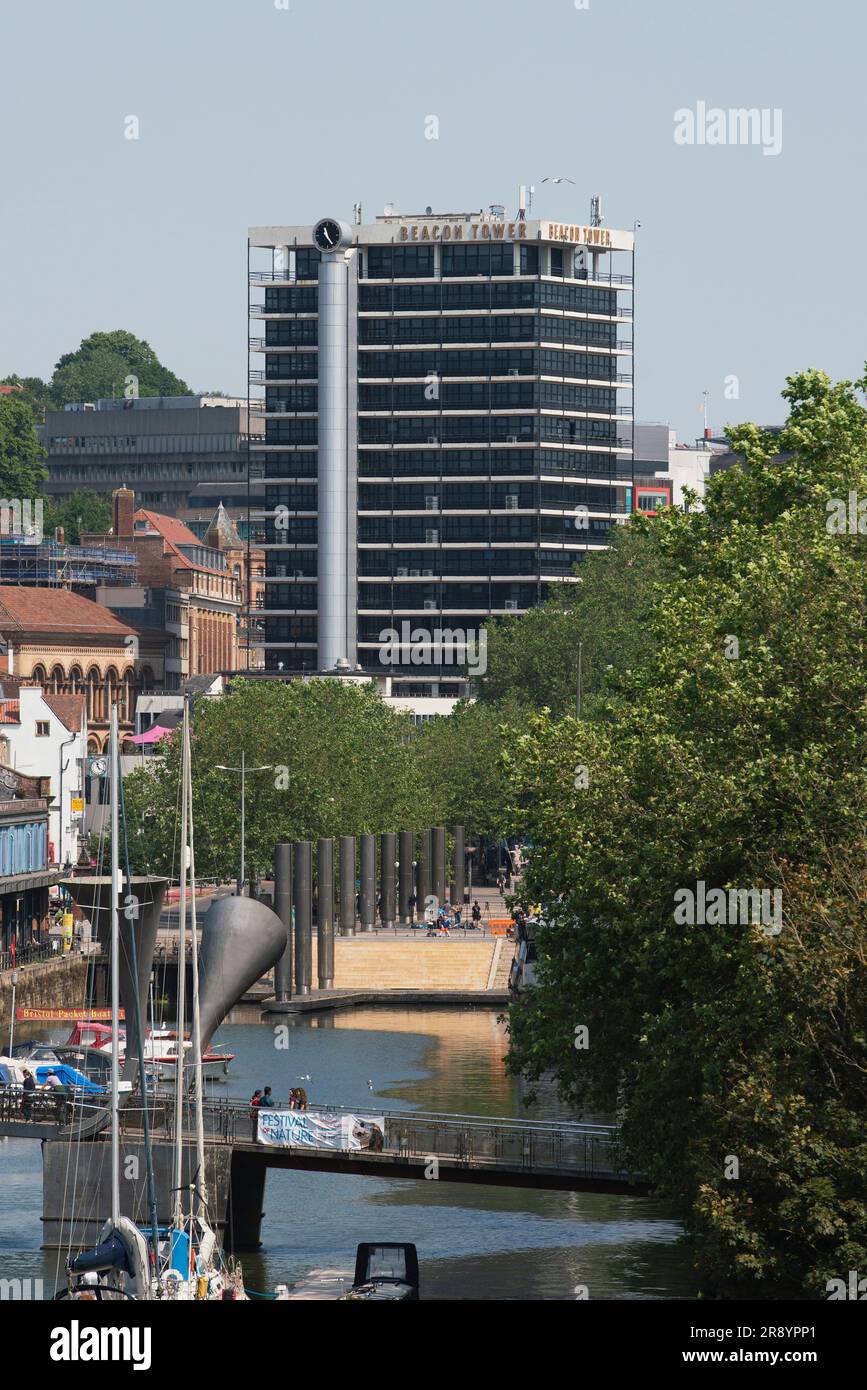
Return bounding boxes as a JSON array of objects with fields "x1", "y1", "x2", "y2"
[
  {"x1": 0, "y1": 699, "x2": 20, "y2": 724},
  {"x1": 0, "y1": 587, "x2": 135, "y2": 637},
  {"x1": 133, "y1": 509, "x2": 227, "y2": 575},
  {"x1": 134, "y1": 509, "x2": 203, "y2": 548},
  {"x1": 42, "y1": 692, "x2": 86, "y2": 732}
]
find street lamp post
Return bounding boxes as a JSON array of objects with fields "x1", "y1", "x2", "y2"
[
  {"x1": 8, "y1": 969, "x2": 18, "y2": 1052},
  {"x1": 214, "y1": 751, "x2": 272, "y2": 895}
]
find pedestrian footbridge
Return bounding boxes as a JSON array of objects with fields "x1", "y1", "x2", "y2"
[{"x1": 4, "y1": 1093, "x2": 651, "y2": 1249}]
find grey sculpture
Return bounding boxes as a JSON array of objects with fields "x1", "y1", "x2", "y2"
[
  {"x1": 453, "y1": 824, "x2": 466, "y2": 907},
  {"x1": 61, "y1": 875, "x2": 167, "y2": 1082},
  {"x1": 381, "y1": 832, "x2": 396, "y2": 930},
  {"x1": 339, "y1": 835, "x2": 356, "y2": 935},
  {"x1": 273, "y1": 842, "x2": 293, "y2": 1002},
  {"x1": 198, "y1": 894, "x2": 288, "y2": 1054}
]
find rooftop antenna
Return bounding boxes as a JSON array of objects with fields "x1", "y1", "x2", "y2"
[
  {"x1": 590, "y1": 193, "x2": 603, "y2": 227},
  {"x1": 700, "y1": 389, "x2": 711, "y2": 443},
  {"x1": 352, "y1": 201, "x2": 362, "y2": 225},
  {"x1": 517, "y1": 183, "x2": 534, "y2": 220}
]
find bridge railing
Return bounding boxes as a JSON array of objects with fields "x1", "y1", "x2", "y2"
[
  {"x1": 116, "y1": 1097, "x2": 630, "y2": 1179},
  {"x1": 0, "y1": 1089, "x2": 635, "y2": 1181}
]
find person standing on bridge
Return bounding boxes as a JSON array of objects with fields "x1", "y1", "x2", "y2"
[
  {"x1": 21, "y1": 1069, "x2": 36, "y2": 1120},
  {"x1": 260, "y1": 1086, "x2": 276, "y2": 1108},
  {"x1": 250, "y1": 1088, "x2": 262, "y2": 1140}
]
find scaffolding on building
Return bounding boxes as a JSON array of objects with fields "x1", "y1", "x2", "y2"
[{"x1": 0, "y1": 538, "x2": 137, "y2": 587}]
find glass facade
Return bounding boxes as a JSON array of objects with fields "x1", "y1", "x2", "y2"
[{"x1": 250, "y1": 215, "x2": 633, "y2": 677}]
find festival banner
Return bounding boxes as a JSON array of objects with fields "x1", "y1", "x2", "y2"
[{"x1": 257, "y1": 1109, "x2": 386, "y2": 1152}]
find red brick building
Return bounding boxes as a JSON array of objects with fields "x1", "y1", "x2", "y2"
[{"x1": 82, "y1": 489, "x2": 247, "y2": 683}]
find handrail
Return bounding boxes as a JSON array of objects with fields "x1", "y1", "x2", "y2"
[
  {"x1": 0, "y1": 1091, "x2": 636, "y2": 1178},
  {"x1": 250, "y1": 270, "x2": 635, "y2": 287},
  {"x1": 0, "y1": 941, "x2": 54, "y2": 972}
]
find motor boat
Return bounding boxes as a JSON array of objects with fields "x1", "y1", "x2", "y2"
[
  {"x1": 64, "y1": 1021, "x2": 234, "y2": 1078},
  {"x1": 284, "y1": 1244, "x2": 419, "y2": 1301},
  {"x1": 340, "y1": 1244, "x2": 419, "y2": 1301}
]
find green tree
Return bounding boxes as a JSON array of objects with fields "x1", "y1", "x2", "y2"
[
  {"x1": 0, "y1": 394, "x2": 47, "y2": 499},
  {"x1": 504, "y1": 368, "x2": 867, "y2": 1298},
  {"x1": 43, "y1": 490, "x2": 112, "y2": 543},
  {"x1": 476, "y1": 524, "x2": 667, "y2": 719},
  {"x1": 412, "y1": 695, "x2": 526, "y2": 841},
  {"x1": 122, "y1": 678, "x2": 434, "y2": 881},
  {"x1": 0, "y1": 374, "x2": 53, "y2": 421},
  {"x1": 50, "y1": 330, "x2": 190, "y2": 405}
]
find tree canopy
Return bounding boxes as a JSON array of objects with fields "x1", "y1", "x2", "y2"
[
  {"x1": 3, "y1": 330, "x2": 191, "y2": 418},
  {"x1": 475, "y1": 524, "x2": 668, "y2": 721},
  {"x1": 49, "y1": 330, "x2": 190, "y2": 405},
  {"x1": 411, "y1": 694, "x2": 526, "y2": 841},
  {"x1": 123, "y1": 678, "x2": 435, "y2": 882},
  {"x1": 0, "y1": 393, "x2": 47, "y2": 499},
  {"x1": 43, "y1": 490, "x2": 112, "y2": 543},
  {"x1": 504, "y1": 368, "x2": 867, "y2": 1298}
]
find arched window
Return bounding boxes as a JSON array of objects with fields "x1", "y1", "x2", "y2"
[
  {"x1": 69, "y1": 665, "x2": 83, "y2": 693},
  {"x1": 121, "y1": 669, "x2": 134, "y2": 724},
  {"x1": 86, "y1": 667, "x2": 101, "y2": 723},
  {"x1": 50, "y1": 664, "x2": 65, "y2": 693},
  {"x1": 104, "y1": 666, "x2": 118, "y2": 717},
  {"x1": 87, "y1": 735, "x2": 100, "y2": 754},
  {"x1": 30, "y1": 664, "x2": 47, "y2": 688}
]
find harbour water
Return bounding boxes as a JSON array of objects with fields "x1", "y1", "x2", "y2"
[{"x1": 0, "y1": 1008, "x2": 697, "y2": 1300}]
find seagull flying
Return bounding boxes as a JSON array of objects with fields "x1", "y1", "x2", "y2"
[{"x1": 542, "y1": 176, "x2": 575, "y2": 185}]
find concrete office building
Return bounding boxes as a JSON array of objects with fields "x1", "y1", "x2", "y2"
[
  {"x1": 40, "y1": 395, "x2": 264, "y2": 537},
  {"x1": 249, "y1": 202, "x2": 635, "y2": 692},
  {"x1": 632, "y1": 422, "x2": 724, "y2": 512}
]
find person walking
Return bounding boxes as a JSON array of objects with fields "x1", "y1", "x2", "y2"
[
  {"x1": 471, "y1": 899, "x2": 481, "y2": 928},
  {"x1": 408, "y1": 891, "x2": 417, "y2": 927}
]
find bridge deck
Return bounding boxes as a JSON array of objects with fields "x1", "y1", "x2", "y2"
[{"x1": 0, "y1": 1092, "x2": 649, "y2": 1193}]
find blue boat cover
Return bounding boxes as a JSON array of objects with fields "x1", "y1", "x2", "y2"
[
  {"x1": 169, "y1": 1228, "x2": 192, "y2": 1277},
  {"x1": 35, "y1": 1063, "x2": 102, "y2": 1092}
]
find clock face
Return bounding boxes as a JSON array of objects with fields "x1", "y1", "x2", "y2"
[
  {"x1": 89, "y1": 757, "x2": 108, "y2": 777},
  {"x1": 313, "y1": 218, "x2": 345, "y2": 252}
]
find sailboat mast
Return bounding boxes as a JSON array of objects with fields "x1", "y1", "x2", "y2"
[
  {"x1": 109, "y1": 702, "x2": 121, "y2": 1227},
  {"x1": 172, "y1": 697, "x2": 189, "y2": 1223},
  {"x1": 186, "y1": 705, "x2": 207, "y2": 1218}
]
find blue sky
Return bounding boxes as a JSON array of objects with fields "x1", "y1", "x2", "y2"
[{"x1": 1, "y1": 0, "x2": 864, "y2": 440}]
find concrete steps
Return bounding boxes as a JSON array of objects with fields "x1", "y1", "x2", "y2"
[{"x1": 309, "y1": 938, "x2": 499, "y2": 992}]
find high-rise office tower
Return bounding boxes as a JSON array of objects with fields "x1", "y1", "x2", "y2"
[{"x1": 248, "y1": 203, "x2": 634, "y2": 695}]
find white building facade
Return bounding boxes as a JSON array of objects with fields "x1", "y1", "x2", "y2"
[{"x1": 1, "y1": 688, "x2": 88, "y2": 868}]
